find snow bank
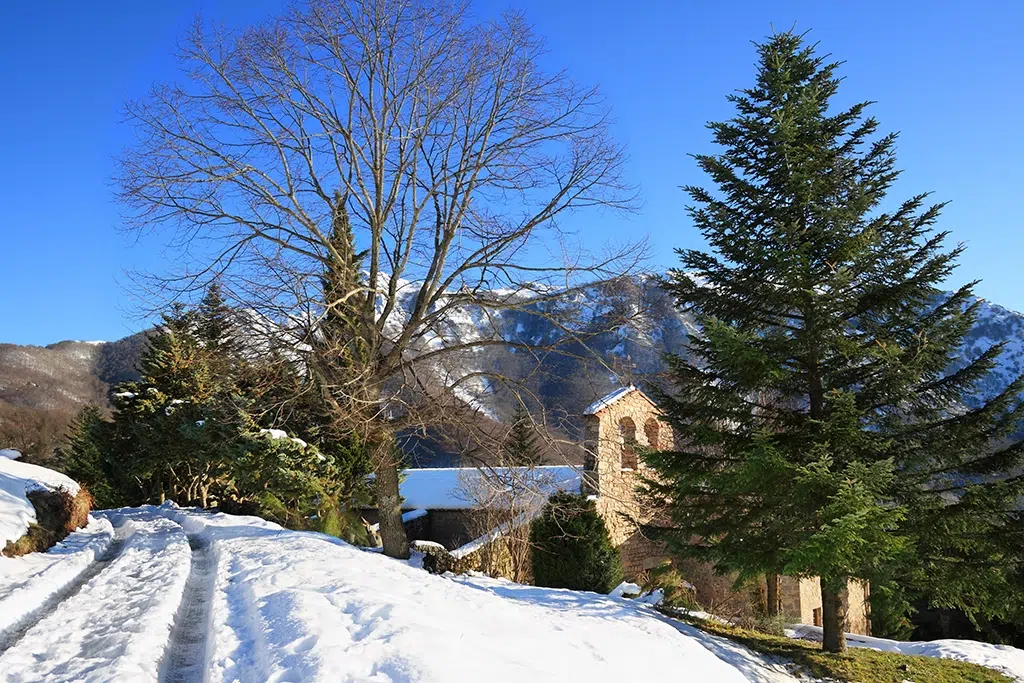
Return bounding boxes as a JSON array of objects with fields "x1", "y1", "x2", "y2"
[
  {"x1": 0, "y1": 455, "x2": 81, "y2": 544},
  {"x1": 0, "y1": 448, "x2": 22, "y2": 460},
  {"x1": 788, "y1": 624, "x2": 1024, "y2": 681}
]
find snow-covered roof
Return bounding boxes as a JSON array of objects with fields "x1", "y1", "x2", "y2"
[
  {"x1": 1, "y1": 456, "x2": 81, "y2": 544},
  {"x1": 584, "y1": 385, "x2": 641, "y2": 415},
  {"x1": 399, "y1": 466, "x2": 581, "y2": 510}
]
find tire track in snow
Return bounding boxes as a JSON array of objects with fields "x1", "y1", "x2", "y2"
[
  {"x1": 159, "y1": 533, "x2": 216, "y2": 683},
  {"x1": 0, "y1": 522, "x2": 130, "y2": 655}
]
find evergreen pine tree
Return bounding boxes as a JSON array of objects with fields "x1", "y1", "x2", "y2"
[
  {"x1": 320, "y1": 191, "x2": 370, "y2": 373},
  {"x1": 643, "y1": 32, "x2": 1024, "y2": 652},
  {"x1": 107, "y1": 303, "x2": 222, "y2": 504},
  {"x1": 57, "y1": 405, "x2": 120, "y2": 509},
  {"x1": 502, "y1": 402, "x2": 541, "y2": 467},
  {"x1": 196, "y1": 280, "x2": 240, "y2": 376},
  {"x1": 278, "y1": 191, "x2": 375, "y2": 538}
]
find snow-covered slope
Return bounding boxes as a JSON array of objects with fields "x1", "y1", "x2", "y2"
[
  {"x1": 0, "y1": 451, "x2": 81, "y2": 544},
  {"x1": 0, "y1": 504, "x2": 805, "y2": 682},
  {"x1": 1, "y1": 504, "x2": 1021, "y2": 682}
]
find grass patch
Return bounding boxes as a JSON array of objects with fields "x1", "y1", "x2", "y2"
[{"x1": 666, "y1": 611, "x2": 1012, "y2": 683}]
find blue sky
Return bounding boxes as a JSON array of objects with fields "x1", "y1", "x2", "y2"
[{"x1": 2, "y1": 0, "x2": 1021, "y2": 345}]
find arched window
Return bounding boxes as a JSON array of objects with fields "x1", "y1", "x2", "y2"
[
  {"x1": 644, "y1": 418, "x2": 660, "y2": 450},
  {"x1": 619, "y1": 417, "x2": 637, "y2": 470}
]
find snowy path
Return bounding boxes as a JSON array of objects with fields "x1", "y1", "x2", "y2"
[
  {"x1": 0, "y1": 520, "x2": 127, "y2": 655},
  {"x1": 158, "y1": 533, "x2": 216, "y2": 683},
  {"x1": 0, "y1": 509, "x2": 191, "y2": 682},
  {"x1": 0, "y1": 516, "x2": 115, "y2": 639},
  {"x1": 2, "y1": 503, "x2": 1019, "y2": 682}
]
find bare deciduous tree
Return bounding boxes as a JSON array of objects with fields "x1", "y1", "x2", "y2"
[{"x1": 117, "y1": 0, "x2": 643, "y2": 558}]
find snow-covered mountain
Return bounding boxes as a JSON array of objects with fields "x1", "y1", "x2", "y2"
[
  {"x1": 371, "y1": 275, "x2": 1024, "y2": 425},
  {"x1": 3, "y1": 277, "x2": 1023, "y2": 460}
]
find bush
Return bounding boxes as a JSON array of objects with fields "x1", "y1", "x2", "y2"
[
  {"x1": 642, "y1": 561, "x2": 701, "y2": 611},
  {"x1": 530, "y1": 492, "x2": 622, "y2": 593},
  {"x1": 751, "y1": 613, "x2": 789, "y2": 637}
]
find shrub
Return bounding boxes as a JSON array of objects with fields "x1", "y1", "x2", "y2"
[
  {"x1": 642, "y1": 561, "x2": 701, "y2": 611},
  {"x1": 530, "y1": 492, "x2": 622, "y2": 593}
]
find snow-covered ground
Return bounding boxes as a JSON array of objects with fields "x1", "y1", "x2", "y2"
[
  {"x1": 0, "y1": 450, "x2": 81, "y2": 544},
  {"x1": 1, "y1": 503, "x2": 807, "y2": 682},
  {"x1": 2, "y1": 497, "x2": 1022, "y2": 682},
  {"x1": 789, "y1": 624, "x2": 1024, "y2": 681}
]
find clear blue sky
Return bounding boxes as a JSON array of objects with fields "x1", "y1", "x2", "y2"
[{"x1": 2, "y1": 0, "x2": 1021, "y2": 346}]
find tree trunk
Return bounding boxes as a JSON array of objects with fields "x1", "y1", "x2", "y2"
[
  {"x1": 375, "y1": 458, "x2": 409, "y2": 559},
  {"x1": 821, "y1": 580, "x2": 848, "y2": 653},
  {"x1": 766, "y1": 574, "x2": 782, "y2": 618}
]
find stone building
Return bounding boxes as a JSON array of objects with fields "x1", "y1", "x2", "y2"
[
  {"x1": 378, "y1": 385, "x2": 869, "y2": 634},
  {"x1": 580, "y1": 385, "x2": 870, "y2": 635}
]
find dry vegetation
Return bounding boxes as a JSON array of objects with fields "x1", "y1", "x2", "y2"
[{"x1": 2, "y1": 486, "x2": 93, "y2": 557}]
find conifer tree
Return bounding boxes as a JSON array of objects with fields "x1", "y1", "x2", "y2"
[
  {"x1": 108, "y1": 304, "x2": 218, "y2": 503},
  {"x1": 531, "y1": 492, "x2": 622, "y2": 593},
  {"x1": 319, "y1": 191, "x2": 370, "y2": 374},
  {"x1": 502, "y1": 402, "x2": 541, "y2": 467},
  {"x1": 296, "y1": 192, "x2": 375, "y2": 528},
  {"x1": 197, "y1": 280, "x2": 240, "y2": 377},
  {"x1": 57, "y1": 405, "x2": 120, "y2": 508},
  {"x1": 643, "y1": 32, "x2": 1024, "y2": 652}
]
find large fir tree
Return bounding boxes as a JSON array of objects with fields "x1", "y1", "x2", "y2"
[
  {"x1": 643, "y1": 32, "x2": 1024, "y2": 652},
  {"x1": 292, "y1": 192, "x2": 375, "y2": 524}
]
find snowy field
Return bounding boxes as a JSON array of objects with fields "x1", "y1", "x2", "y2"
[
  {"x1": 0, "y1": 503, "x2": 814, "y2": 683},
  {"x1": 2, "y1": 498, "x2": 1023, "y2": 681}
]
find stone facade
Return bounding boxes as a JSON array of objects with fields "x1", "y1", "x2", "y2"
[
  {"x1": 584, "y1": 386, "x2": 871, "y2": 635},
  {"x1": 582, "y1": 386, "x2": 672, "y2": 577}
]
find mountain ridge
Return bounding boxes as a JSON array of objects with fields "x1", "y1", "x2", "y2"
[{"x1": 3, "y1": 278, "x2": 1023, "y2": 460}]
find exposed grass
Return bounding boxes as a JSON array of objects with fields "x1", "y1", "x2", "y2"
[{"x1": 666, "y1": 611, "x2": 1012, "y2": 683}]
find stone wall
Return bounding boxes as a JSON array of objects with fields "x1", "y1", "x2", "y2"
[
  {"x1": 584, "y1": 387, "x2": 673, "y2": 576},
  {"x1": 780, "y1": 576, "x2": 870, "y2": 635},
  {"x1": 845, "y1": 580, "x2": 871, "y2": 635}
]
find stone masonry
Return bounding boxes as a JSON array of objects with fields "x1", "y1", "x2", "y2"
[{"x1": 582, "y1": 386, "x2": 672, "y2": 576}]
